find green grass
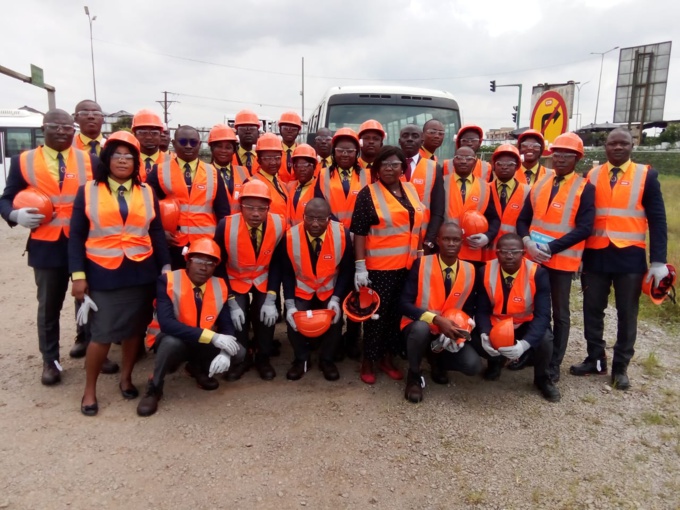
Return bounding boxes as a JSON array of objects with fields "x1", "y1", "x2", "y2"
[{"x1": 639, "y1": 352, "x2": 663, "y2": 377}]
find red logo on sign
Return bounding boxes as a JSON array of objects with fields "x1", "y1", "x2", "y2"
[{"x1": 513, "y1": 297, "x2": 523, "y2": 303}]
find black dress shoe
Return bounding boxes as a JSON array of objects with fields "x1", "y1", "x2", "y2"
[
  {"x1": 548, "y1": 365, "x2": 561, "y2": 384},
  {"x1": 41, "y1": 361, "x2": 61, "y2": 386},
  {"x1": 483, "y1": 359, "x2": 502, "y2": 381},
  {"x1": 224, "y1": 351, "x2": 253, "y2": 381},
  {"x1": 119, "y1": 383, "x2": 139, "y2": 400},
  {"x1": 534, "y1": 377, "x2": 561, "y2": 402},
  {"x1": 101, "y1": 358, "x2": 120, "y2": 375},
  {"x1": 137, "y1": 381, "x2": 163, "y2": 417},
  {"x1": 255, "y1": 358, "x2": 276, "y2": 381},
  {"x1": 611, "y1": 363, "x2": 630, "y2": 390},
  {"x1": 81, "y1": 397, "x2": 98, "y2": 416},
  {"x1": 506, "y1": 350, "x2": 533, "y2": 371},
  {"x1": 569, "y1": 357, "x2": 607, "y2": 376},
  {"x1": 69, "y1": 341, "x2": 88, "y2": 359},
  {"x1": 286, "y1": 359, "x2": 309, "y2": 381},
  {"x1": 404, "y1": 370, "x2": 424, "y2": 403},
  {"x1": 319, "y1": 360, "x2": 340, "y2": 381},
  {"x1": 185, "y1": 364, "x2": 219, "y2": 390}
]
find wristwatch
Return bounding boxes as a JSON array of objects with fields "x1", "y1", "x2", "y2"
[{"x1": 424, "y1": 241, "x2": 435, "y2": 250}]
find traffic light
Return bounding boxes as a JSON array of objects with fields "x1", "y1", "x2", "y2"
[
  {"x1": 512, "y1": 112, "x2": 517, "y2": 123},
  {"x1": 490, "y1": 80, "x2": 496, "y2": 92}
]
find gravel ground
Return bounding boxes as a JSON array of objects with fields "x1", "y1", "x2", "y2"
[{"x1": 0, "y1": 225, "x2": 678, "y2": 510}]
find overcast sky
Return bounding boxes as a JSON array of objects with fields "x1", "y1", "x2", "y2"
[{"x1": 2, "y1": 0, "x2": 678, "y2": 134}]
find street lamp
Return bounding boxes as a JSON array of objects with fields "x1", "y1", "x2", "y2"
[
  {"x1": 84, "y1": 6, "x2": 97, "y2": 102},
  {"x1": 575, "y1": 80, "x2": 590, "y2": 130},
  {"x1": 591, "y1": 46, "x2": 619, "y2": 124}
]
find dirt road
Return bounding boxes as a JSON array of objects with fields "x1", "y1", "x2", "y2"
[{"x1": 0, "y1": 225, "x2": 678, "y2": 510}]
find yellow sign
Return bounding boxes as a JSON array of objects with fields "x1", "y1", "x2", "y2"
[{"x1": 530, "y1": 91, "x2": 568, "y2": 152}]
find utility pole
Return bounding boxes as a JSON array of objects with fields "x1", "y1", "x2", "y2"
[
  {"x1": 490, "y1": 81, "x2": 523, "y2": 129},
  {"x1": 84, "y1": 6, "x2": 97, "y2": 102},
  {"x1": 156, "y1": 91, "x2": 178, "y2": 125},
  {"x1": 300, "y1": 57, "x2": 305, "y2": 121},
  {"x1": 0, "y1": 64, "x2": 56, "y2": 109}
]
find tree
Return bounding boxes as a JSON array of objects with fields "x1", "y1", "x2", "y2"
[
  {"x1": 658, "y1": 123, "x2": 680, "y2": 144},
  {"x1": 111, "y1": 116, "x2": 133, "y2": 132}
]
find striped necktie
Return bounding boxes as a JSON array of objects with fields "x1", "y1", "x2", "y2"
[
  {"x1": 57, "y1": 153, "x2": 66, "y2": 190},
  {"x1": 117, "y1": 185, "x2": 128, "y2": 223},
  {"x1": 610, "y1": 168, "x2": 620, "y2": 189},
  {"x1": 89, "y1": 140, "x2": 98, "y2": 156}
]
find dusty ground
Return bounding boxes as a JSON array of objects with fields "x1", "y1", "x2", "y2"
[{"x1": 0, "y1": 225, "x2": 679, "y2": 510}]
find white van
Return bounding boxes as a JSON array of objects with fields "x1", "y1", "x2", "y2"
[{"x1": 0, "y1": 109, "x2": 44, "y2": 190}]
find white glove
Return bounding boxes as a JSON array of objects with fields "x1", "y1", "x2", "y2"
[
  {"x1": 260, "y1": 293, "x2": 278, "y2": 327},
  {"x1": 447, "y1": 337, "x2": 464, "y2": 354},
  {"x1": 468, "y1": 317, "x2": 476, "y2": 330},
  {"x1": 481, "y1": 333, "x2": 500, "y2": 357},
  {"x1": 212, "y1": 334, "x2": 239, "y2": 356},
  {"x1": 327, "y1": 296, "x2": 342, "y2": 324},
  {"x1": 208, "y1": 352, "x2": 231, "y2": 378},
  {"x1": 161, "y1": 264, "x2": 172, "y2": 274},
  {"x1": 354, "y1": 259, "x2": 371, "y2": 290},
  {"x1": 466, "y1": 233, "x2": 489, "y2": 249},
  {"x1": 523, "y1": 237, "x2": 550, "y2": 263},
  {"x1": 9, "y1": 207, "x2": 45, "y2": 229},
  {"x1": 498, "y1": 339, "x2": 530, "y2": 361},
  {"x1": 646, "y1": 262, "x2": 670, "y2": 288},
  {"x1": 285, "y1": 299, "x2": 298, "y2": 331},
  {"x1": 227, "y1": 299, "x2": 245, "y2": 332},
  {"x1": 76, "y1": 294, "x2": 99, "y2": 326}
]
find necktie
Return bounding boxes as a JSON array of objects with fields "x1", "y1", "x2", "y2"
[
  {"x1": 405, "y1": 158, "x2": 413, "y2": 181},
  {"x1": 610, "y1": 168, "x2": 620, "y2": 189},
  {"x1": 321, "y1": 158, "x2": 328, "y2": 169},
  {"x1": 145, "y1": 157, "x2": 153, "y2": 174},
  {"x1": 184, "y1": 163, "x2": 192, "y2": 192},
  {"x1": 89, "y1": 140, "x2": 98, "y2": 156},
  {"x1": 502, "y1": 275, "x2": 514, "y2": 315},
  {"x1": 193, "y1": 287, "x2": 203, "y2": 327},
  {"x1": 245, "y1": 152, "x2": 252, "y2": 172},
  {"x1": 505, "y1": 275, "x2": 514, "y2": 289},
  {"x1": 272, "y1": 175, "x2": 287, "y2": 201},
  {"x1": 341, "y1": 169, "x2": 350, "y2": 195},
  {"x1": 117, "y1": 185, "x2": 128, "y2": 223},
  {"x1": 293, "y1": 185, "x2": 303, "y2": 209},
  {"x1": 499, "y1": 184, "x2": 508, "y2": 211},
  {"x1": 444, "y1": 267, "x2": 453, "y2": 297},
  {"x1": 221, "y1": 167, "x2": 233, "y2": 193},
  {"x1": 460, "y1": 178, "x2": 467, "y2": 203},
  {"x1": 549, "y1": 176, "x2": 563, "y2": 203},
  {"x1": 286, "y1": 149, "x2": 293, "y2": 173},
  {"x1": 57, "y1": 153, "x2": 66, "y2": 189},
  {"x1": 524, "y1": 170, "x2": 532, "y2": 185},
  {"x1": 250, "y1": 227, "x2": 260, "y2": 255}
]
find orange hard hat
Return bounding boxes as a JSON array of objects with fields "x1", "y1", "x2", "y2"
[
  {"x1": 106, "y1": 130, "x2": 141, "y2": 153},
  {"x1": 13, "y1": 188, "x2": 53, "y2": 223},
  {"x1": 185, "y1": 238, "x2": 221, "y2": 264},
  {"x1": 279, "y1": 111, "x2": 302, "y2": 129},
  {"x1": 358, "y1": 119, "x2": 386, "y2": 139},
  {"x1": 332, "y1": 127, "x2": 360, "y2": 147},
  {"x1": 239, "y1": 179, "x2": 272, "y2": 202},
  {"x1": 234, "y1": 109, "x2": 260, "y2": 127},
  {"x1": 293, "y1": 309, "x2": 335, "y2": 338},
  {"x1": 550, "y1": 132, "x2": 584, "y2": 158},
  {"x1": 642, "y1": 264, "x2": 677, "y2": 305},
  {"x1": 456, "y1": 125, "x2": 484, "y2": 148},
  {"x1": 429, "y1": 308, "x2": 472, "y2": 341},
  {"x1": 256, "y1": 132, "x2": 283, "y2": 152},
  {"x1": 489, "y1": 318, "x2": 515, "y2": 350},
  {"x1": 208, "y1": 124, "x2": 238, "y2": 144},
  {"x1": 343, "y1": 287, "x2": 380, "y2": 322},
  {"x1": 292, "y1": 143, "x2": 317, "y2": 160},
  {"x1": 491, "y1": 143, "x2": 521, "y2": 165},
  {"x1": 132, "y1": 109, "x2": 164, "y2": 130},
  {"x1": 517, "y1": 129, "x2": 545, "y2": 150},
  {"x1": 158, "y1": 198, "x2": 180, "y2": 233},
  {"x1": 460, "y1": 210, "x2": 489, "y2": 237}
]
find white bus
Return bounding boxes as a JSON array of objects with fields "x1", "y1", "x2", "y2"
[
  {"x1": 0, "y1": 109, "x2": 44, "y2": 190},
  {"x1": 306, "y1": 86, "x2": 462, "y2": 159}
]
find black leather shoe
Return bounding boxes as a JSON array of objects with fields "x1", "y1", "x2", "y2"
[
  {"x1": 611, "y1": 363, "x2": 630, "y2": 390},
  {"x1": 119, "y1": 383, "x2": 139, "y2": 400},
  {"x1": 137, "y1": 381, "x2": 163, "y2": 417},
  {"x1": 41, "y1": 361, "x2": 61, "y2": 386},
  {"x1": 569, "y1": 357, "x2": 607, "y2": 376},
  {"x1": 185, "y1": 364, "x2": 219, "y2": 390},
  {"x1": 69, "y1": 341, "x2": 88, "y2": 359},
  {"x1": 404, "y1": 370, "x2": 424, "y2": 403},
  {"x1": 286, "y1": 359, "x2": 309, "y2": 381},
  {"x1": 101, "y1": 358, "x2": 120, "y2": 375},
  {"x1": 483, "y1": 359, "x2": 502, "y2": 381},
  {"x1": 534, "y1": 377, "x2": 561, "y2": 402},
  {"x1": 81, "y1": 397, "x2": 98, "y2": 416},
  {"x1": 319, "y1": 360, "x2": 340, "y2": 381},
  {"x1": 506, "y1": 350, "x2": 533, "y2": 371},
  {"x1": 255, "y1": 358, "x2": 276, "y2": 381},
  {"x1": 224, "y1": 351, "x2": 252, "y2": 381},
  {"x1": 548, "y1": 364, "x2": 561, "y2": 384}
]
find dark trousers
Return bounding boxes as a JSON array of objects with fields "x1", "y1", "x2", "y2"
[
  {"x1": 33, "y1": 267, "x2": 71, "y2": 363},
  {"x1": 582, "y1": 270, "x2": 643, "y2": 366},
  {"x1": 547, "y1": 268, "x2": 575, "y2": 368},
  {"x1": 287, "y1": 296, "x2": 341, "y2": 363},
  {"x1": 232, "y1": 289, "x2": 276, "y2": 360},
  {"x1": 471, "y1": 323, "x2": 554, "y2": 380},
  {"x1": 403, "y1": 321, "x2": 482, "y2": 376}
]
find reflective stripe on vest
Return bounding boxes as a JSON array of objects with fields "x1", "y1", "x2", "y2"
[
  {"x1": 485, "y1": 180, "x2": 530, "y2": 261},
  {"x1": 485, "y1": 259, "x2": 536, "y2": 325},
  {"x1": 407, "y1": 158, "x2": 436, "y2": 236},
  {"x1": 168, "y1": 270, "x2": 226, "y2": 330},
  {"x1": 443, "y1": 174, "x2": 490, "y2": 262},
  {"x1": 319, "y1": 166, "x2": 368, "y2": 228},
  {"x1": 286, "y1": 178, "x2": 317, "y2": 227},
  {"x1": 227, "y1": 165, "x2": 251, "y2": 213}
]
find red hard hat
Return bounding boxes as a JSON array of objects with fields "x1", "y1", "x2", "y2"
[
  {"x1": 358, "y1": 119, "x2": 386, "y2": 139},
  {"x1": 208, "y1": 124, "x2": 238, "y2": 144},
  {"x1": 293, "y1": 309, "x2": 335, "y2": 338},
  {"x1": 343, "y1": 287, "x2": 380, "y2": 322},
  {"x1": 489, "y1": 318, "x2": 515, "y2": 350},
  {"x1": 550, "y1": 132, "x2": 584, "y2": 158},
  {"x1": 13, "y1": 188, "x2": 53, "y2": 223},
  {"x1": 239, "y1": 179, "x2": 272, "y2": 202},
  {"x1": 642, "y1": 264, "x2": 677, "y2": 305},
  {"x1": 292, "y1": 143, "x2": 317, "y2": 160},
  {"x1": 185, "y1": 238, "x2": 221, "y2": 264},
  {"x1": 234, "y1": 109, "x2": 260, "y2": 127},
  {"x1": 461, "y1": 210, "x2": 488, "y2": 237},
  {"x1": 429, "y1": 308, "x2": 472, "y2": 343},
  {"x1": 332, "y1": 127, "x2": 360, "y2": 147},
  {"x1": 106, "y1": 130, "x2": 141, "y2": 153},
  {"x1": 517, "y1": 129, "x2": 545, "y2": 150},
  {"x1": 491, "y1": 143, "x2": 521, "y2": 165},
  {"x1": 158, "y1": 198, "x2": 180, "y2": 233},
  {"x1": 256, "y1": 133, "x2": 283, "y2": 152},
  {"x1": 456, "y1": 125, "x2": 484, "y2": 148},
  {"x1": 132, "y1": 109, "x2": 164, "y2": 130},
  {"x1": 279, "y1": 111, "x2": 302, "y2": 129}
]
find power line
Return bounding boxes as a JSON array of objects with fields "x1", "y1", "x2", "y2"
[
  {"x1": 170, "y1": 92, "x2": 298, "y2": 110},
  {"x1": 156, "y1": 91, "x2": 178, "y2": 125}
]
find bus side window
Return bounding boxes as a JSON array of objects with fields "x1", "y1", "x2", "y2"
[{"x1": 5, "y1": 128, "x2": 33, "y2": 157}]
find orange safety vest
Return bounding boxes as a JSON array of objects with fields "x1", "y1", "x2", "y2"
[
  {"x1": 443, "y1": 158, "x2": 491, "y2": 181},
  {"x1": 217, "y1": 164, "x2": 251, "y2": 214},
  {"x1": 484, "y1": 258, "x2": 537, "y2": 326},
  {"x1": 515, "y1": 164, "x2": 554, "y2": 187},
  {"x1": 365, "y1": 181, "x2": 424, "y2": 271},
  {"x1": 145, "y1": 270, "x2": 228, "y2": 348},
  {"x1": 286, "y1": 220, "x2": 345, "y2": 301},
  {"x1": 586, "y1": 163, "x2": 648, "y2": 250},
  {"x1": 158, "y1": 158, "x2": 218, "y2": 246},
  {"x1": 318, "y1": 166, "x2": 368, "y2": 229},
  {"x1": 402, "y1": 158, "x2": 437, "y2": 237},
  {"x1": 286, "y1": 178, "x2": 317, "y2": 226},
  {"x1": 83, "y1": 181, "x2": 155, "y2": 269},
  {"x1": 232, "y1": 150, "x2": 260, "y2": 175},
  {"x1": 419, "y1": 147, "x2": 438, "y2": 162},
  {"x1": 139, "y1": 151, "x2": 168, "y2": 183},
  {"x1": 72, "y1": 134, "x2": 104, "y2": 155},
  {"x1": 484, "y1": 180, "x2": 530, "y2": 260},
  {"x1": 528, "y1": 173, "x2": 587, "y2": 272},
  {"x1": 248, "y1": 172, "x2": 289, "y2": 218},
  {"x1": 222, "y1": 212, "x2": 286, "y2": 293},
  {"x1": 278, "y1": 144, "x2": 297, "y2": 184},
  {"x1": 443, "y1": 174, "x2": 490, "y2": 262},
  {"x1": 400, "y1": 256, "x2": 475, "y2": 330},
  {"x1": 19, "y1": 147, "x2": 92, "y2": 241}
]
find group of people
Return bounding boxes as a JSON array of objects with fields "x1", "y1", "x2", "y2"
[{"x1": 0, "y1": 99, "x2": 669, "y2": 417}]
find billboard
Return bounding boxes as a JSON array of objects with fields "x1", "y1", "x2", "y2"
[
  {"x1": 530, "y1": 82, "x2": 576, "y2": 122},
  {"x1": 613, "y1": 41, "x2": 672, "y2": 124}
]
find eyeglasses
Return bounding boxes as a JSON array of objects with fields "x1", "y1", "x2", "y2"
[
  {"x1": 334, "y1": 148, "x2": 357, "y2": 155},
  {"x1": 520, "y1": 142, "x2": 542, "y2": 150},
  {"x1": 315, "y1": 136, "x2": 332, "y2": 142},
  {"x1": 260, "y1": 155, "x2": 282, "y2": 162},
  {"x1": 380, "y1": 161, "x2": 403, "y2": 170},
  {"x1": 190, "y1": 258, "x2": 217, "y2": 267},
  {"x1": 425, "y1": 129, "x2": 445, "y2": 136},
  {"x1": 241, "y1": 204, "x2": 269, "y2": 213},
  {"x1": 177, "y1": 138, "x2": 200, "y2": 148},
  {"x1": 135, "y1": 129, "x2": 161, "y2": 137},
  {"x1": 303, "y1": 214, "x2": 330, "y2": 224},
  {"x1": 44, "y1": 123, "x2": 76, "y2": 133},
  {"x1": 495, "y1": 162, "x2": 517, "y2": 169},
  {"x1": 238, "y1": 126, "x2": 259, "y2": 132},
  {"x1": 280, "y1": 125, "x2": 299, "y2": 131},
  {"x1": 453, "y1": 155, "x2": 476, "y2": 162},
  {"x1": 496, "y1": 249, "x2": 524, "y2": 256},
  {"x1": 551, "y1": 151, "x2": 578, "y2": 160},
  {"x1": 293, "y1": 161, "x2": 315, "y2": 168},
  {"x1": 459, "y1": 137, "x2": 480, "y2": 143},
  {"x1": 111, "y1": 153, "x2": 135, "y2": 161},
  {"x1": 76, "y1": 110, "x2": 104, "y2": 118}
]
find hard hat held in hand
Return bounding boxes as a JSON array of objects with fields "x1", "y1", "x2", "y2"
[
  {"x1": 13, "y1": 188, "x2": 53, "y2": 224},
  {"x1": 489, "y1": 318, "x2": 515, "y2": 350},
  {"x1": 642, "y1": 264, "x2": 676, "y2": 305},
  {"x1": 461, "y1": 210, "x2": 488, "y2": 237},
  {"x1": 429, "y1": 308, "x2": 472, "y2": 343},
  {"x1": 343, "y1": 287, "x2": 380, "y2": 322},
  {"x1": 293, "y1": 309, "x2": 335, "y2": 338},
  {"x1": 158, "y1": 198, "x2": 180, "y2": 233}
]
